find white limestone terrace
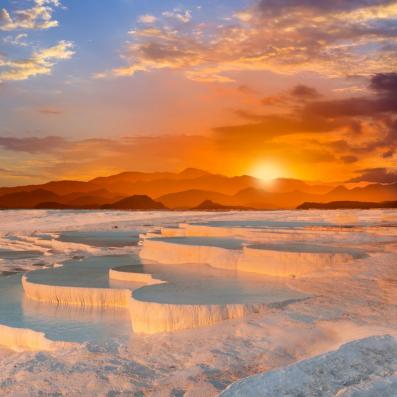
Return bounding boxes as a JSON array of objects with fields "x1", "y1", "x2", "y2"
[
  {"x1": 0, "y1": 210, "x2": 396, "y2": 395},
  {"x1": 240, "y1": 243, "x2": 365, "y2": 277},
  {"x1": 0, "y1": 227, "x2": 148, "y2": 277},
  {"x1": 113, "y1": 262, "x2": 309, "y2": 333},
  {"x1": 21, "y1": 254, "x2": 137, "y2": 313},
  {"x1": 156, "y1": 220, "x2": 397, "y2": 247},
  {"x1": 0, "y1": 255, "x2": 135, "y2": 350},
  {"x1": 140, "y1": 236, "x2": 365, "y2": 277},
  {"x1": 0, "y1": 210, "x2": 215, "y2": 276},
  {"x1": 140, "y1": 237, "x2": 244, "y2": 271},
  {"x1": 0, "y1": 249, "x2": 43, "y2": 276},
  {"x1": 20, "y1": 252, "x2": 309, "y2": 335}
]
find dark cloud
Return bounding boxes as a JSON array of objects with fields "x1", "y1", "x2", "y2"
[
  {"x1": 349, "y1": 167, "x2": 397, "y2": 183},
  {"x1": 383, "y1": 148, "x2": 394, "y2": 158},
  {"x1": 214, "y1": 113, "x2": 344, "y2": 145},
  {"x1": 370, "y1": 72, "x2": 397, "y2": 92},
  {"x1": 290, "y1": 85, "x2": 321, "y2": 100},
  {"x1": 340, "y1": 155, "x2": 359, "y2": 164},
  {"x1": 304, "y1": 73, "x2": 397, "y2": 119},
  {"x1": 304, "y1": 97, "x2": 376, "y2": 118},
  {"x1": 0, "y1": 136, "x2": 67, "y2": 153}
]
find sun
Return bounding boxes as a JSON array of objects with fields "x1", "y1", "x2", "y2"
[{"x1": 249, "y1": 162, "x2": 285, "y2": 184}]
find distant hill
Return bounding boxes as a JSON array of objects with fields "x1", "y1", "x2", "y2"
[
  {"x1": 193, "y1": 200, "x2": 252, "y2": 210},
  {"x1": 157, "y1": 189, "x2": 238, "y2": 209},
  {"x1": 101, "y1": 195, "x2": 166, "y2": 210},
  {"x1": 297, "y1": 201, "x2": 397, "y2": 210},
  {"x1": 324, "y1": 183, "x2": 397, "y2": 202},
  {"x1": 0, "y1": 168, "x2": 396, "y2": 210},
  {"x1": 0, "y1": 188, "x2": 119, "y2": 209},
  {"x1": 0, "y1": 189, "x2": 61, "y2": 209}
]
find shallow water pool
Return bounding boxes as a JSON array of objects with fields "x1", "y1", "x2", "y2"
[
  {"x1": 0, "y1": 255, "x2": 135, "y2": 343},
  {"x1": 58, "y1": 230, "x2": 140, "y2": 247}
]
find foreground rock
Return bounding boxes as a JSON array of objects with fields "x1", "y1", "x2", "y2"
[{"x1": 219, "y1": 335, "x2": 397, "y2": 397}]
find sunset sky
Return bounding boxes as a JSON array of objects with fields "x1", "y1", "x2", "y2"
[{"x1": 1, "y1": 0, "x2": 397, "y2": 186}]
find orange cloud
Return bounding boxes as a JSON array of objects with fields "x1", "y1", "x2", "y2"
[
  {"x1": 97, "y1": 1, "x2": 397, "y2": 82},
  {"x1": 0, "y1": 0, "x2": 61, "y2": 31},
  {"x1": 0, "y1": 40, "x2": 74, "y2": 82}
]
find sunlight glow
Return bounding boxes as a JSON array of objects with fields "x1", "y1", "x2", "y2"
[{"x1": 249, "y1": 162, "x2": 285, "y2": 184}]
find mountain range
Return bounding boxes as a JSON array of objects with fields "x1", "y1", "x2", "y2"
[{"x1": 0, "y1": 168, "x2": 396, "y2": 210}]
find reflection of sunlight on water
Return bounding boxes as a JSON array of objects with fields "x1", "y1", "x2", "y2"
[
  {"x1": 22, "y1": 296, "x2": 132, "y2": 343},
  {"x1": 0, "y1": 257, "x2": 134, "y2": 343},
  {"x1": 129, "y1": 262, "x2": 308, "y2": 305}
]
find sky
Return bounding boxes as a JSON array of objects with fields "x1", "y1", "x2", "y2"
[{"x1": 1, "y1": 0, "x2": 397, "y2": 186}]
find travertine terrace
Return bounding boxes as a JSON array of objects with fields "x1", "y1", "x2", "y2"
[
  {"x1": 0, "y1": 210, "x2": 396, "y2": 396},
  {"x1": 1, "y1": 212, "x2": 389, "y2": 340}
]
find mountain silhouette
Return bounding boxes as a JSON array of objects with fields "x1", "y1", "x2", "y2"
[
  {"x1": 0, "y1": 168, "x2": 395, "y2": 210},
  {"x1": 193, "y1": 200, "x2": 252, "y2": 210},
  {"x1": 101, "y1": 195, "x2": 166, "y2": 210}
]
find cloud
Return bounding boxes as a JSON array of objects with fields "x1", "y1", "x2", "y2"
[
  {"x1": 0, "y1": 167, "x2": 16, "y2": 175},
  {"x1": 0, "y1": 40, "x2": 74, "y2": 82},
  {"x1": 370, "y1": 72, "x2": 397, "y2": 92},
  {"x1": 212, "y1": 71, "x2": 397, "y2": 173},
  {"x1": 340, "y1": 155, "x2": 359, "y2": 164},
  {"x1": 0, "y1": 0, "x2": 61, "y2": 31},
  {"x1": 348, "y1": 167, "x2": 397, "y2": 183},
  {"x1": 0, "y1": 167, "x2": 37, "y2": 178},
  {"x1": 0, "y1": 136, "x2": 67, "y2": 153},
  {"x1": 0, "y1": 134, "x2": 220, "y2": 181},
  {"x1": 260, "y1": 84, "x2": 322, "y2": 107},
  {"x1": 304, "y1": 74, "x2": 397, "y2": 118},
  {"x1": 162, "y1": 9, "x2": 192, "y2": 23},
  {"x1": 98, "y1": 0, "x2": 397, "y2": 83},
  {"x1": 0, "y1": 128, "x2": 393, "y2": 184},
  {"x1": 111, "y1": 26, "x2": 204, "y2": 78},
  {"x1": 304, "y1": 97, "x2": 376, "y2": 118},
  {"x1": 256, "y1": 0, "x2": 397, "y2": 14},
  {"x1": 0, "y1": 1, "x2": 71, "y2": 83},
  {"x1": 3, "y1": 33, "x2": 28, "y2": 46},
  {"x1": 138, "y1": 14, "x2": 157, "y2": 24},
  {"x1": 290, "y1": 85, "x2": 321, "y2": 99},
  {"x1": 234, "y1": 11, "x2": 254, "y2": 22},
  {"x1": 213, "y1": 113, "x2": 345, "y2": 150},
  {"x1": 302, "y1": 73, "x2": 397, "y2": 155}
]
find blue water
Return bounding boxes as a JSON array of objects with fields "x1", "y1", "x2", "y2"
[
  {"x1": 58, "y1": 230, "x2": 140, "y2": 247},
  {"x1": 0, "y1": 249, "x2": 42, "y2": 260},
  {"x1": 130, "y1": 262, "x2": 307, "y2": 305},
  {"x1": 0, "y1": 255, "x2": 136, "y2": 343},
  {"x1": 27, "y1": 255, "x2": 137, "y2": 287}
]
